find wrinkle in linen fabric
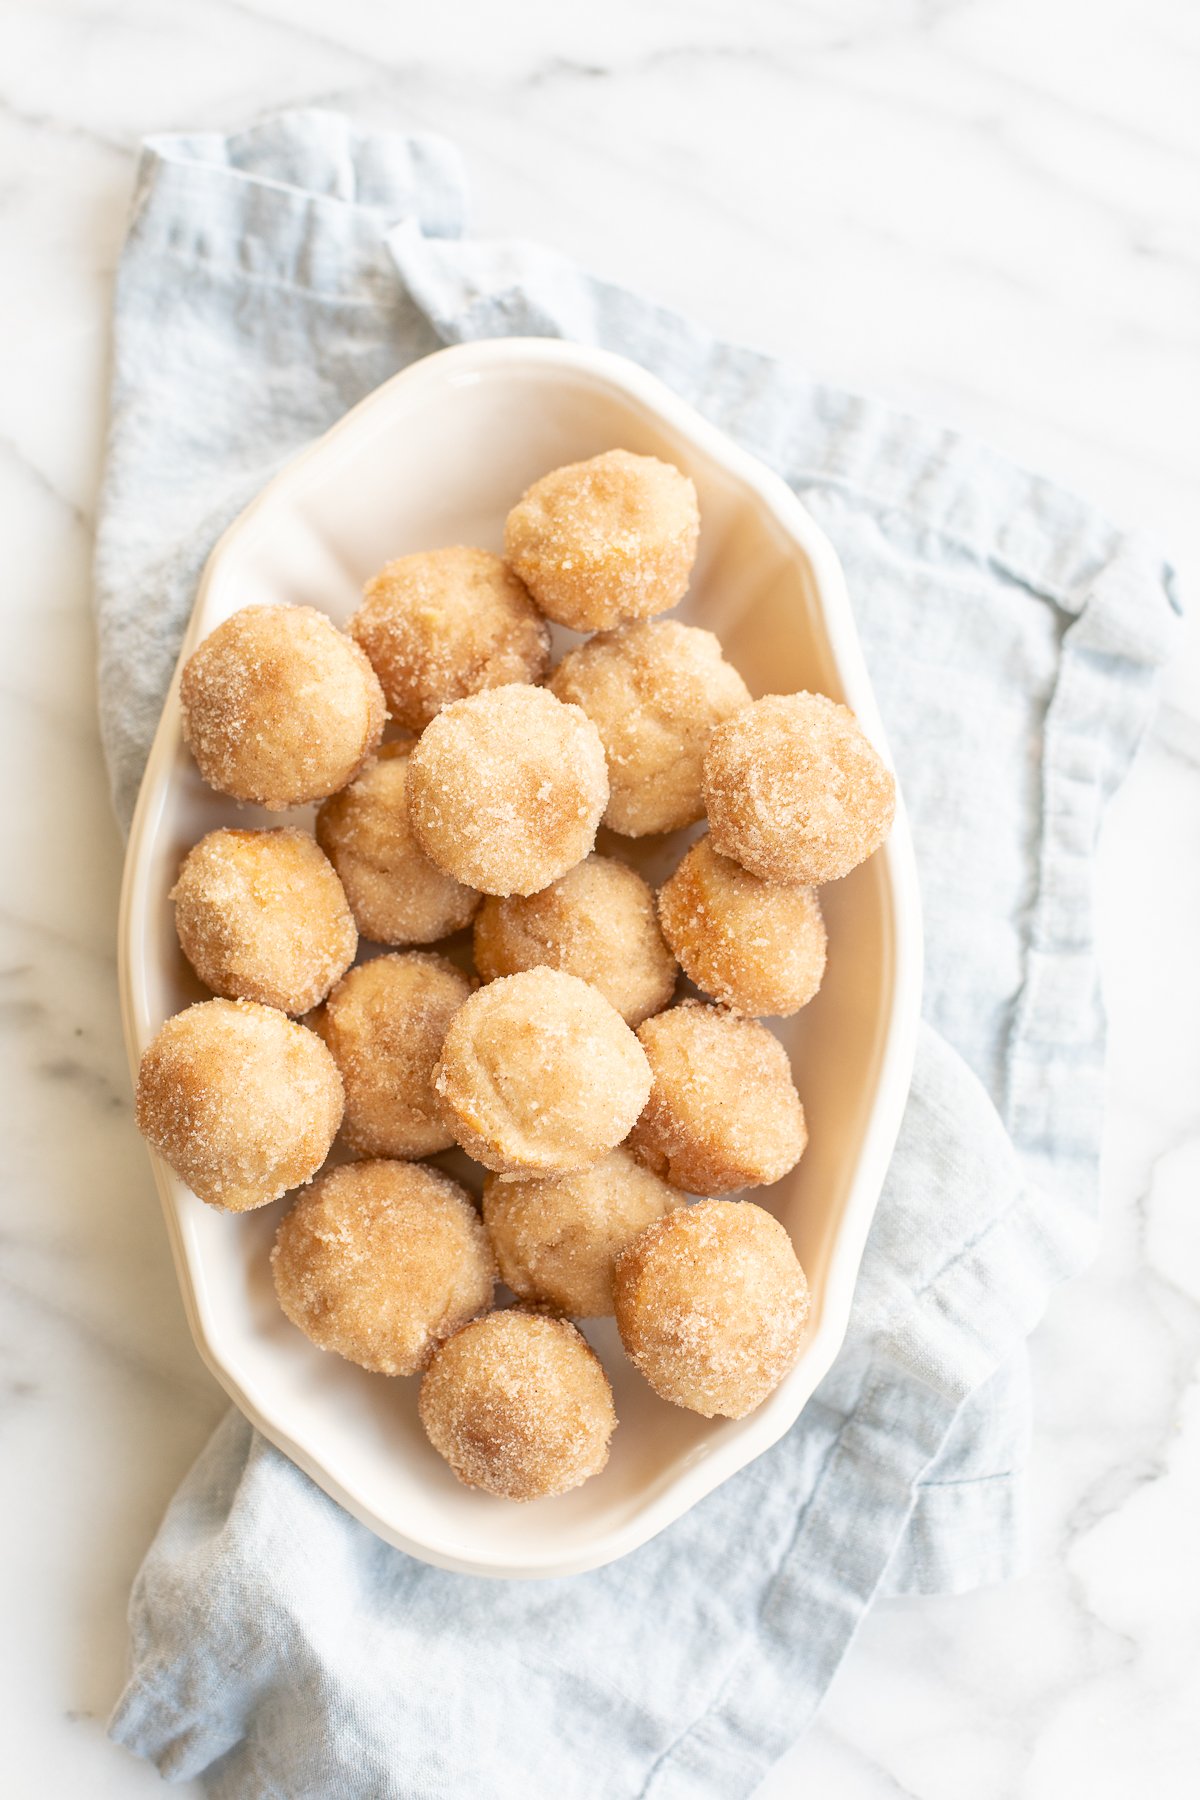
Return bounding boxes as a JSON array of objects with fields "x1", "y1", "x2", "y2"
[{"x1": 95, "y1": 113, "x2": 1178, "y2": 1798}]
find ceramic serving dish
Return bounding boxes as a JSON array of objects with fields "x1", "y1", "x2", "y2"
[{"x1": 119, "y1": 336, "x2": 922, "y2": 1577}]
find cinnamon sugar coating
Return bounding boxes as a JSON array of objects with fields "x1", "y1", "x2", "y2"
[
  {"x1": 406, "y1": 685, "x2": 608, "y2": 897},
  {"x1": 171, "y1": 827, "x2": 357, "y2": 1015},
  {"x1": 630, "y1": 1001, "x2": 806, "y2": 1196},
  {"x1": 482, "y1": 1149, "x2": 680, "y2": 1318},
  {"x1": 348, "y1": 547, "x2": 550, "y2": 731},
  {"x1": 318, "y1": 952, "x2": 473, "y2": 1160},
  {"x1": 180, "y1": 605, "x2": 385, "y2": 809},
  {"x1": 657, "y1": 837, "x2": 826, "y2": 1018},
  {"x1": 703, "y1": 691, "x2": 896, "y2": 884},
  {"x1": 549, "y1": 620, "x2": 749, "y2": 836},
  {"x1": 135, "y1": 998, "x2": 343, "y2": 1212},
  {"x1": 272, "y1": 1160, "x2": 494, "y2": 1376},
  {"x1": 504, "y1": 450, "x2": 700, "y2": 632},
  {"x1": 419, "y1": 1310, "x2": 616, "y2": 1499},
  {"x1": 316, "y1": 741, "x2": 480, "y2": 946},
  {"x1": 434, "y1": 967, "x2": 652, "y2": 1177},
  {"x1": 613, "y1": 1199, "x2": 810, "y2": 1419},
  {"x1": 473, "y1": 853, "x2": 676, "y2": 1028}
]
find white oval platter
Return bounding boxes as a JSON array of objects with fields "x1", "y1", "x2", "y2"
[{"x1": 119, "y1": 337, "x2": 922, "y2": 1578}]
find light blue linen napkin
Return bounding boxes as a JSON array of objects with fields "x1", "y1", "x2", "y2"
[{"x1": 97, "y1": 112, "x2": 1179, "y2": 1798}]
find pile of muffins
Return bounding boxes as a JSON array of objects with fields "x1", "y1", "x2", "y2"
[{"x1": 135, "y1": 448, "x2": 896, "y2": 1502}]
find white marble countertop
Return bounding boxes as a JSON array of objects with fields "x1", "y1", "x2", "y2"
[{"x1": 2, "y1": 1, "x2": 1198, "y2": 1794}]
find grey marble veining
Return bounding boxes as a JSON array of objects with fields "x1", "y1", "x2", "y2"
[{"x1": 0, "y1": 1, "x2": 1196, "y2": 1794}]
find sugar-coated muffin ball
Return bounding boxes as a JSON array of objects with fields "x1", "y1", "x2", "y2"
[
  {"x1": 703, "y1": 691, "x2": 896, "y2": 884},
  {"x1": 504, "y1": 449, "x2": 700, "y2": 632},
  {"x1": 180, "y1": 605, "x2": 385, "y2": 809},
  {"x1": 171, "y1": 827, "x2": 357, "y2": 1015},
  {"x1": 348, "y1": 547, "x2": 551, "y2": 732},
  {"x1": 613, "y1": 1199, "x2": 810, "y2": 1419},
  {"x1": 482, "y1": 1150, "x2": 681, "y2": 1318},
  {"x1": 318, "y1": 952, "x2": 473, "y2": 1159},
  {"x1": 272, "y1": 1160, "x2": 494, "y2": 1376},
  {"x1": 657, "y1": 837, "x2": 826, "y2": 1018},
  {"x1": 419, "y1": 1311, "x2": 616, "y2": 1499},
  {"x1": 473, "y1": 854, "x2": 676, "y2": 1028},
  {"x1": 434, "y1": 968, "x2": 652, "y2": 1176},
  {"x1": 406, "y1": 685, "x2": 609, "y2": 897},
  {"x1": 135, "y1": 998, "x2": 343, "y2": 1211},
  {"x1": 315, "y1": 741, "x2": 480, "y2": 946},
  {"x1": 549, "y1": 621, "x2": 749, "y2": 836},
  {"x1": 630, "y1": 1001, "x2": 806, "y2": 1196}
]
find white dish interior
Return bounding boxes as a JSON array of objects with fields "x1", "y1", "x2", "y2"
[{"x1": 119, "y1": 338, "x2": 922, "y2": 1577}]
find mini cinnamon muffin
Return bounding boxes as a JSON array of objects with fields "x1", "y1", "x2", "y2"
[
  {"x1": 180, "y1": 605, "x2": 385, "y2": 809},
  {"x1": 318, "y1": 952, "x2": 473, "y2": 1160},
  {"x1": 419, "y1": 1310, "x2": 616, "y2": 1499},
  {"x1": 135, "y1": 998, "x2": 343, "y2": 1212},
  {"x1": 348, "y1": 547, "x2": 550, "y2": 731},
  {"x1": 272, "y1": 1160, "x2": 495, "y2": 1376},
  {"x1": 630, "y1": 1001, "x2": 806, "y2": 1196},
  {"x1": 406, "y1": 685, "x2": 608, "y2": 897},
  {"x1": 171, "y1": 827, "x2": 357, "y2": 1015},
  {"x1": 505, "y1": 450, "x2": 700, "y2": 632},
  {"x1": 316, "y1": 741, "x2": 480, "y2": 946},
  {"x1": 549, "y1": 620, "x2": 749, "y2": 836},
  {"x1": 482, "y1": 1149, "x2": 680, "y2": 1318},
  {"x1": 703, "y1": 691, "x2": 896, "y2": 884},
  {"x1": 473, "y1": 854, "x2": 676, "y2": 1027},
  {"x1": 434, "y1": 968, "x2": 652, "y2": 1177},
  {"x1": 613, "y1": 1199, "x2": 810, "y2": 1418},
  {"x1": 657, "y1": 837, "x2": 826, "y2": 1017}
]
